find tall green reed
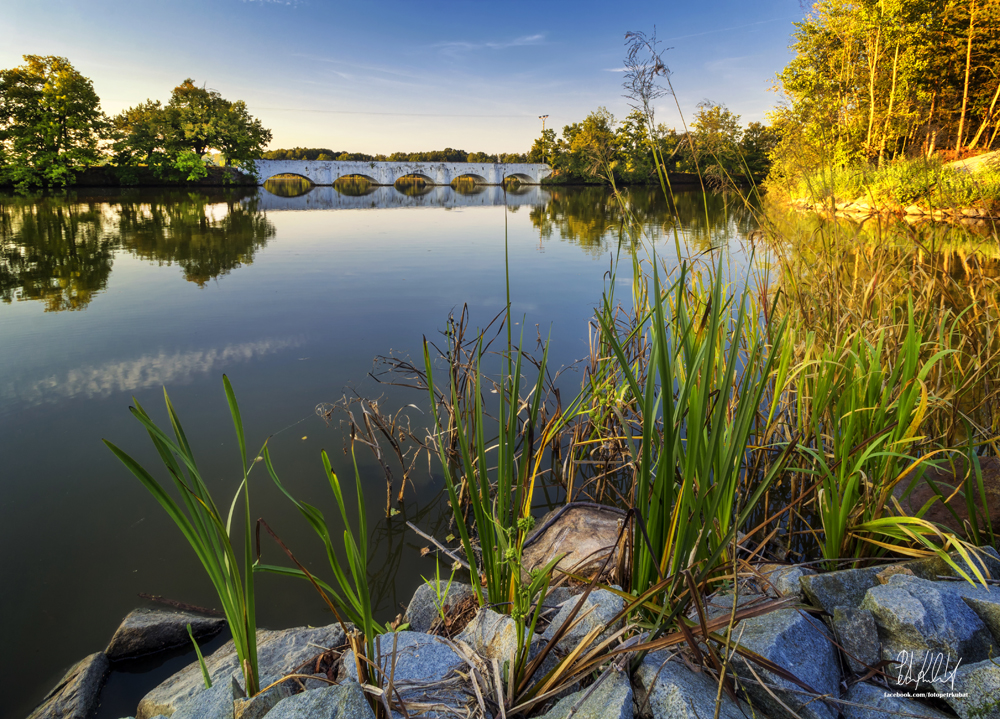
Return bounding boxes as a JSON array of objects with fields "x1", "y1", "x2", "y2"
[{"x1": 104, "y1": 376, "x2": 261, "y2": 696}]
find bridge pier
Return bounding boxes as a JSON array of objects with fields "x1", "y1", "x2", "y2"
[{"x1": 254, "y1": 160, "x2": 553, "y2": 186}]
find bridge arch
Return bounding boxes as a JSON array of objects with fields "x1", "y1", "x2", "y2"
[
  {"x1": 504, "y1": 173, "x2": 535, "y2": 184},
  {"x1": 394, "y1": 172, "x2": 435, "y2": 185},
  {"x1": 452, "y1": 173, "x2": 489, "y2": 185},
  {"x1": 335, "y1": 173, "x2": 378, "y2": 184},
  {"x1": 261, "y1": 173, "x2": 315, "y2": 198},
  {"x1": 334, "y1": 174, "x2": 378, "y2": 196}
]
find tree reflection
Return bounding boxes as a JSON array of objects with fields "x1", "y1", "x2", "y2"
[
  {"x1": 0, "y1": 189, "x2": 273, "y2": 310},
  {"x1": 529, "y1": 186, "x2": 760, "y2": 256},
  {"x1": 0, "y1": 197, "x2": 115, "y2": 311},
  {"x1": 117, "y1": 192, "x2": 275, "y2": 286}
]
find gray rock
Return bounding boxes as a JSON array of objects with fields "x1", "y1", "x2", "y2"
[
  {"x1": 759, "y1": 564, "x2": 816, "y2": 598},
  {"x1": 542, "y1": 589, "x2": 624, "y2": 652},
  {"x1": 832, "y1": 607, "x2": 880, "y2": 674},
  {"x1": 860, "y1": 575, "x2": 999, "y2": 674},
  {"x1": 299, "y1": 673, "x2": 334, "y2": 692},
  {"x1": 842, "y1": 681, "x2": 952, "y2": 719},
  {"x1": 263, "y1": 681, "x2": 374, "y2": 719},
  {"x1": 456, "y1": 608, "x2": 530, "y2": 665},
  {"x1": 893, "y1": 572, "x2": 1000, "y2": 646},
  {"x1": 931, "y1": 657, "x2": 1000, "y2": 719},
  {"x1": 137, "y1": 623, "x2": 345, "y2": 719},
  {"x1": 456, "y1": 608, "x2": 571, "y2": 701},
  {"x1": 698, "y1": 590, "x2": 770, "y2": 623},
  {"x1": 801, "y1": 565, "x2": 892, "y2": 615},
  {"x1": 106, "y1": 608, "x2": 226, "y2": 661},
  {"x1": 28, "y1": 652, "x2": 109, "y2": 719},
  {"x1": 544, "y1": 586, "x2": 582, "y2": 607},
  {"x1": 730, "y1": 608, "x2": 840, "y2": 719},
  {"x1": 233, "y1": 681, "x2": 292, "y2": 719},
  {"x1": 402, "y1": 581, "x2": 476, "y2": 633},
  {"x1": 633, "y1": 651, "x2": 753, "y2": 719},
  {"x1": 341, "y1": 631, "x2": 474, "y2": 718},
  {"x1": 963, "y1": 595, "x2": 1000, "y2": 643},
  {"x1": 536, "y1": 668, "x2": 632, "y2": 719},
  {"x1": 167, "y1": 680, "x2": 235, "y2": 719},
  {"x1": 801, "y1": 548, "x2": 1000, "y2": 615}
]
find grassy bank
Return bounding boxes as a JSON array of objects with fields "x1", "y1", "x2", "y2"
[{"x1": 767, "y1": 154, "x2": 1000, "y2": 217}]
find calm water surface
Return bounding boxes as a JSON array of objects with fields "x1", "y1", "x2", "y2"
[{"x1": 0, "y1": 183, "x2": 756, "y2": 717}]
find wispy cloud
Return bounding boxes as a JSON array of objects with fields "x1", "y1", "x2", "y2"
[
  {"x1": 3, "y1": 337, "x2": 304, "y2": 406},
  {"x1": 434, "y1": 33, "x2": 546, "y2": 56},
  {"x1": 241, "y1": 0, "x2": 302, "y2": 6},
  {"x1": 603, "y1": 67, "x2": 628, "y2": 73}
]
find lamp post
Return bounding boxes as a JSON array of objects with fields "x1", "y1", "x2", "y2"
[{"x1": 538, "y1": 115, "x2": 549, "y2": 163}]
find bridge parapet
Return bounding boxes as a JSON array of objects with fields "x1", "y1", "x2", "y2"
[{"x1": 254, "y1": 160, "x2": 553, "y2": 186}]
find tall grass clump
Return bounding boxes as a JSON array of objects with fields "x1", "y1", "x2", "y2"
[
  {"x1": 759, "y1": 196, "x2": 1000, "y2": 570},
  {"x1": 255, "y1": 447, "x2": 387, "y2": 682},
  {"x1": 421, "y1": 252, "x2": 587, "y2": 705},
  {"x1": 104, "y1": 376, "x2": 262, "y2": 696}
]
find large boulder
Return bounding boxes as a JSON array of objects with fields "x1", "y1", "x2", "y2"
[
  {"x1": 136, "y1": 623, "x2": 345, "y2": 719},
  {"x1": 860, "y1": 574, "x2": 999, "y2": 679},
  {"x1": 28, "y1": 652, "x2": 109, "y2": 719},
  {"x1": 233, "y1": 681, "x2": 293, "y2": 719},
  {"x1": 521, "y1": 503, "x2": 626, "y2": 577},
  {"x1": 831, "y1": 607, "x2": 880, "y2": 675},
  {"x1": 758, "y1": 564, "x2": 816, "y2": 599},
  {"x1": 931, "y1": 657, "x2": 1000, "y2": 719},
  {"x1": 402, "y1": 581, "x2": 476, "y2": 633},
  {"x1": 341, "y1": 631, "x2": 475, "y2": 718},
  {"x1": 536, "y1": 668, "x2": 632, "y2": 719},
  {"x1": 542, "y1": 589, "x2": 624, "y2": 653},
  {"x1": 800, "y1": 547, "x2": 1000, "y2": 615},
  {"x1": 730, "y1": 608, "x2": 840, "y2": 719},
  {"x1": 842, "y1": 681, "x2": 952, "y2": 719},
  {"x1": 456, "y1": 608, "x2": 530, "y2": 665},
  {"x1": 263, "y1": 681, "x2": 374, "y2": 719},
  {"x1": 106, "y1": 608, "x2": 226, "y2": 661},
  {"x1": 697, "y1": 590, "x2": 770, "y2": 623},
  {"x1": 633, "y1": 651, "x2": 753, "y2": 719},
  {"x1": 166, "y1": 680, "x2": 237, "y2": 719}
]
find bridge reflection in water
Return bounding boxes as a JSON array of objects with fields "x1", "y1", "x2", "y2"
[{"x1": 254, "y1": 184, "x2": 551, "y2": 211}]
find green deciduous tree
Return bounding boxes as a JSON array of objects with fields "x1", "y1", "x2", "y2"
[
  {"x1": 772, "y1": 0, "x2": 1000, "y2": 182},
  {"x1": 113, "y1": 79, "x2": 273, "y2": 180},
  {"x1": 0, "y1": 55, "x2": 106, "y2": 188}
]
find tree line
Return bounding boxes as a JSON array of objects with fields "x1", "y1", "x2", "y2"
[
  {"x1": 526, "y1": 105, "x2": 779, "y2": 185},
  {"x1": 0, "y1": 55, "x2": 272, "y2": 189},
  {"x1": 261, "y1": 147, "x2": 530, "y2": 163},
  {"x1": 771, "y1": 0, "x2": 1000, "y2": 180}
]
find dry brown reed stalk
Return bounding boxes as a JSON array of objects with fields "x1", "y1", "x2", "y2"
[{"x1": 317, "y1": 394, "x2": 428, "y2": 517}]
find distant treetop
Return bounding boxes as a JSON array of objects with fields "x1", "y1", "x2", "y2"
[{"x1": 261, "y1": 147, "x2": 529, "y2": 163}]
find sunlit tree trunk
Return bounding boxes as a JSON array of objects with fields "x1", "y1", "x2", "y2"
[
  {"x1": 879, "y1": 42, "x2": 901, "y2": 166},
  {"x1": 968, "y1": 79, "x2": 1000, "y2": 149},
  {"x1": 956, "y1": 0, "x2": 976, "y2": 153},
  {"x1": 865, "y1": 23, "x2": 883, "y2": 158}
]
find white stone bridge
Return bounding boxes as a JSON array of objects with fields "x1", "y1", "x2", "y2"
[{"x1": 254, "y1": 159, "x2": 553, "y2": 186}]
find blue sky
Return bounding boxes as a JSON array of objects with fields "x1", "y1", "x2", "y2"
[{"x1": 2, "y1": 0, "x2": 806, "y2": 154}]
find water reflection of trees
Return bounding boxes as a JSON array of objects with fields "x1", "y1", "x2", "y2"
[
  {"x1": 529, "y1": 187, "x2": 760, "y2": 256},
  {"x1": 0, "y1": 189, "x2": 273, "y2": 310}
]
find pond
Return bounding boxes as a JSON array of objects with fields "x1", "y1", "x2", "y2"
[
  {"x1": 1, "y1": 183, "x2": 757, "y2": 718},
  {"x1": 6, "y1": 181, "x2": 997, "y2": 718}
]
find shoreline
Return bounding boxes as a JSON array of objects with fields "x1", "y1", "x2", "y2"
[{"x1": 784, "y1": 196, "x2": 1000, "y2": 227}]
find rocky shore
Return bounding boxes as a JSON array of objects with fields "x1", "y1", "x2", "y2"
[
  {"x1": 787, "y1": 197, "x2": 999, "y2": 228},
  {"x1": 28, "y1": 543, "x2": 1000, "y2": 719}
]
